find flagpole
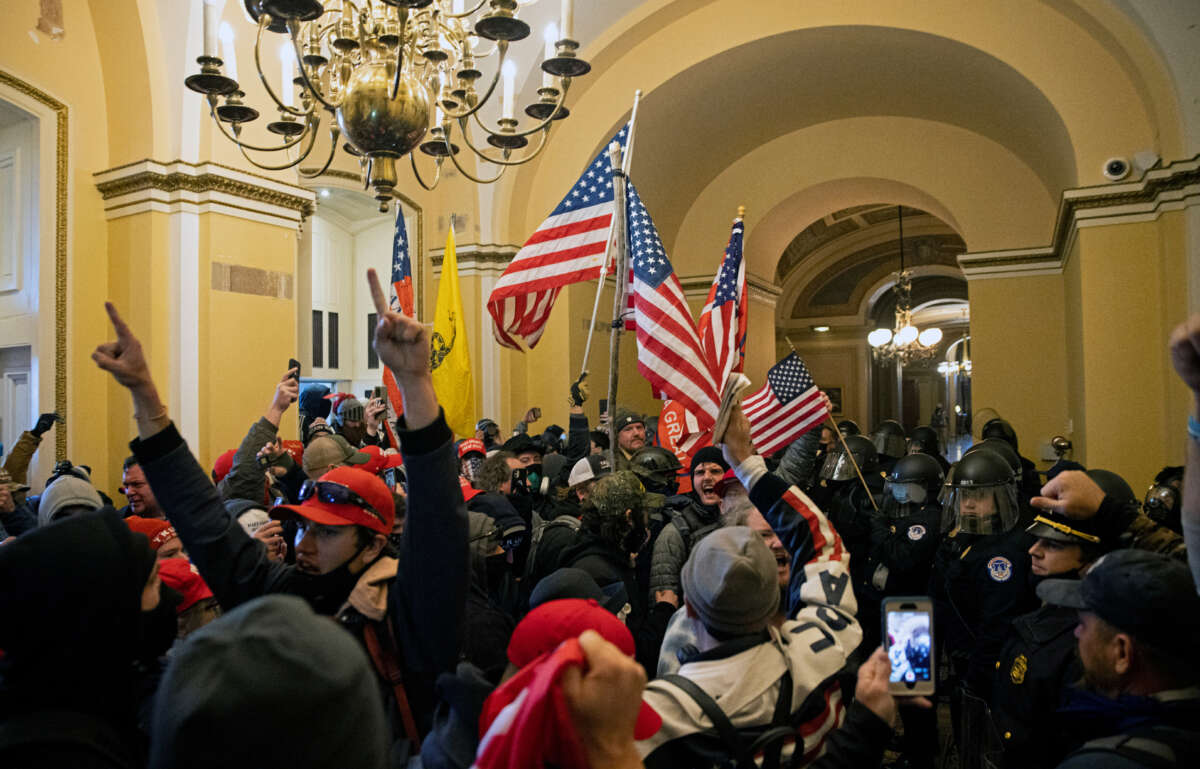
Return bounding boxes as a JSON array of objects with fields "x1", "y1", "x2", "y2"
[
  {"x1": 784, "y1": 335, "x2": 879, "y2": 511},
  {"x1": 606, "y1": 140, "x2": 630, "y2": 465},
  {"x1": 579, "y1": 90, "x2": 642, "y2": 380}
]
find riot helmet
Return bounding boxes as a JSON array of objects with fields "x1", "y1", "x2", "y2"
[
  {"x1": 981, "y1": 417, "x2": 1019, "y2": 452},
  {"x1": 871, "y1": 419, "x2": 907, "y2": 459},
  {"x1": 820, "y1": 434, "x2": 877, "y2": 482},
  {"x1": 943, "y1": 449, "x2": 1019, "y2": 535},
  {"x1": 965, "y1": 438, "x2": 1020, "y2": 480},
  {"x1": 629, "y1": 446, "x2": 683, "y2": 495},
  {"x1": 907, "y1": 425, "x2": 942, "y2": 457},
  {"x1": 884, "y1": 453, "x2": 944, "y2": 520},
  {"x1": 837, "y1": 419, "x2": 861, "y2": 437}
]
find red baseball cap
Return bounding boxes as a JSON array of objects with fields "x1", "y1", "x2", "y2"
[
  {"x1": 507, "y1": 598, "x2": 662, "y2": 740},
  {"x1": 270, "y1": 466, "x2": 394, "y2": 535},
  {"x1": 359, "y1": 446, "x2": 389, "y2": 475},
  {"x1": 157, "y1": 557, "x2": 214, "y2": 612},
  {"x1": 458, "y1": 438, "x2": 486, "y2": 458},
  {"x1": 212, "y1": 449, "x2": 236, "y2": 483},
  {"x1": 125, "y1": 516, "x2": 179, "y2": 551}
]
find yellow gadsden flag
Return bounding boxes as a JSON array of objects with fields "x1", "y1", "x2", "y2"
[{"x1": 430, "y1": 227, "x2": 475, "y2": 437}]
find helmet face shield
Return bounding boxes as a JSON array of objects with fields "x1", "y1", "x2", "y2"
[
  {"x1": 873, "y1": 433, "x2": 907, "y2": 459},
  {"x1": 887, "y1": 480, "x2": 928, "y2": 505},
  {"x1": 820, "y1": 448, "x2": 858, "y2": 482},
  {"x1": 946, "y1": 483, "x2": 1019, "y2": 535}
]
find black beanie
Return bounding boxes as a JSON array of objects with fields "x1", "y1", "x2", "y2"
[{"x1": 691, "y1": 446, "x2": 730, "y2": 475}]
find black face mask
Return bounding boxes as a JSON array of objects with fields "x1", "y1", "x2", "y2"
[
  {"x1": 137, "y1": 583, "x2": 182, "y2": 662},
  {"x1": 484, "y1": 553, "x2": 513, "y2": 596},
  {"x1": 292, "y1": 540, "x2": 372, "y2": 615}
]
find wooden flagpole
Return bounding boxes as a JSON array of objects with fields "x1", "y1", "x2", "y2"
[{"x1": 606, "y1": 141, "x2": 630, "y2": 466}]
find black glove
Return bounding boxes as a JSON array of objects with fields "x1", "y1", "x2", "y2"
[
  {"x1": 31, "y1": 412, "x2": 61, "y2": 437},
  {"x1": 569, "y1": 373, "x2": 588, "y2": 407}
]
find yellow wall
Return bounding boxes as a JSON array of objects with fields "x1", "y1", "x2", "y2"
[
  {"x1": 1069, "y1": 214, "x2": 1191, "y2": 486},
  {"x1": 201, "y1": 215, "x2": 300, "y2": 472},
  {"x1": 969, "y1": 272, "x2": 1069, "y2": 467},
  {"x1": 787, "y1": 335, "x2": 870, "y2": 429}
]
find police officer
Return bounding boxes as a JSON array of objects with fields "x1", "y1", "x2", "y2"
[
  {"x1": 854, "y1": 452, "x2": 945, "y2": 769},
  {"x1": 991, "y1": 508, "x2": 1112, "y2": 769},
  {"x1": 810, "y1": 434, "x2": 884, "y2": 582},
  {"x1": 871, "y1": 419, "x2": 907, "y2": 474},
  {"x1": 837, "y1": 419, "x2": 861, "y2": 437},
  {"x1": 965, "y1": 437, "x2": 1035, "y2": 523},
  {"x1": 930, "y1": 448, "x2": 1037, "y2": 701},
  {"x1": 908, "y1": 425, "x2": 950, "y2": 475}
]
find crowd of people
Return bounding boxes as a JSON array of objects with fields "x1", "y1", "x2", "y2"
[{"x1": 1, "y1": 269, "x2": 1198, "y2": 769}]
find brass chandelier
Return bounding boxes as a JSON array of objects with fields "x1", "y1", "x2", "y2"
[
  {"x1": 185, "y1": 0, "x2": 590, "y2": 211},
  {"x1": 867, "y1": 206, "x2": 943, "y2": 365}
]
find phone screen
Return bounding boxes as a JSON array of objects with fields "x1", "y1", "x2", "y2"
[
  {"x1": 885, "y1": 606, "x2": 933, "y2": 690},
  {"x1": 599, "y1": 399, "x2": 608, "y2": 415}
]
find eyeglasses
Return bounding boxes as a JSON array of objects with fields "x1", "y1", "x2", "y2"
[{"x1": 298, "y1": 480, "x2": 383, "y2": 524}]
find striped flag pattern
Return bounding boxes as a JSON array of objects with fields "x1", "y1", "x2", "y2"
[
  {"x1": 698, "y1": 215, "x2": 747, "y2": 388},
  {"x1": 487, "y1": 125, "x2": 629, "y2": 349},
  {"x1": 382, "y1": 208, "x2": 415, "y2": 439},
  {"x1": 742, "y1": 352, "x2": 828, "y2": 456},
  {"x1": 624, "y1": 182, "x2": 721, "y2": 428}
]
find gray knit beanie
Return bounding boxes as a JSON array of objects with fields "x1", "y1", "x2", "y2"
[
  {"x1": 39, "y1": 476, "x2": 103, "y2": 526},
  {"x1": 681, "y1": 526, "x2": 779, "y2": 636}
]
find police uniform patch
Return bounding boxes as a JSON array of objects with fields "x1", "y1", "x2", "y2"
[
  {"x1": 987, "y1": 556, "x2": 1013, "y2": 582},
  {"x1": 1010, "y1": 654, "x2": 1028, "y2": 685},
  {"x1": 907, "y1": 524, "x2": 926, "y2": 541}
]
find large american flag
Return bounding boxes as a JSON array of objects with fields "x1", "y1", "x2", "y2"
[
  {"x1": 624, "y1": 182, "x2": 721, "y2": 427},
  {"x1": 742, "y1": 352, "x2": 828, "y2": 456},
  {"x1": 382, "y1": 208, "x2": 414, "y2": 435},
  {"x1": 698, "y1": 215, "x2": 747, "y2": 389},
  {"x1": 486, "y1": 125, "x2": 629, "y2": 349}
]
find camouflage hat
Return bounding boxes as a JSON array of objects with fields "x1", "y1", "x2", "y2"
[
  {"x1": 0, "y1": 468, "x2": 30, "y2": 494},
  {"x1": 588, "y1": 470, "x2": 645, "y2": 517},
  {"x1": 613, "y1": 408, "x2": 644, "y2": 432}
]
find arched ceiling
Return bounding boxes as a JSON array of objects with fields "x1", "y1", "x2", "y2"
[
  {"x1": 621, "y1": 25, "x2": 1075, "y2": 252},
  {"x1": 500, "y1": 0, "x2": 1183, "y2": 287},
  {"x1": 776, "y1": 205, "x2": 967, "y2": 324}
]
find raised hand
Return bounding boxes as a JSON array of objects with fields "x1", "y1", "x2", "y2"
[
  {"x1": 31, "y1": 412, "x2": 62, "y2": 437},
  {"x1": 720, "y1": 402, "x2": 755, "y2": 468},
  {"x1": 367, "y1": 268, "x2": 430, "y2": 383},
  {"x1": 266, "y1": 368, "x2": 300, "y2": 426},
  {"x1": 92, "y1": 303, "x2": 154, "y2": 392},
  {"x1": 561, "y1": 630, "x2": 648, "y2": 769},
  {"x1": 366, "y1": 269, "x2": 437, "y2": 431},
  {"x1": 1030, "y1": 469, "x2": 1106, "y2": 519}
]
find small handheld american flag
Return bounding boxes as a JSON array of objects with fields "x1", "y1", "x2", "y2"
[{"x1": 742, "y1": 352, "x2": 829, "y2": 456}]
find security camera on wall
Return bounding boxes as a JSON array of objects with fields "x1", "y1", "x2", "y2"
[{"x1": 1102, "y1": 157, "x2": 1131, "y2": 181}]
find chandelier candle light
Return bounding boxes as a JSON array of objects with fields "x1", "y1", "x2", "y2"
[
  {"x1": 186, "y1": 0, "x2": 590, "y2": 211},
  {"x1": 867, "y1": 206, "x2": 943, "y2": 364}
]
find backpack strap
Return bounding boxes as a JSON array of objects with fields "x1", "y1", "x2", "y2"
[
  {"x1": 662, "y1": 674, "x2": 753, "y2": 769},
  {"x1": 1070, "y1": 726, "x2": 1198, "y2": 769},
  {"x1": 667, "y1": 509, "x2": 694, "y2": 552},
  {"x1": 363, "y1": 621, "x2": 422, "y2": 752},
  {"x1": 748, "y1": 670, "x2": 794, "y2": 769}
]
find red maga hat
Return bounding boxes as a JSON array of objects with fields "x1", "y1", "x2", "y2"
[{"x1": 271, "y1": 466, "x2": 394, "y2": 535}]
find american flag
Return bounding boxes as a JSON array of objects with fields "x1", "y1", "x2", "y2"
[
  {"x1": 742, "y1": 352, "x2": 828, "y2": 456},
  {"x1": 624, "y1": 182, "x2": 721, "y2": 428},
  {"x1": 382, "y1": 208, "x2": 414, "y2": 434},
  {"x1": 698, "y1": 215, "x2": 747, "y2": 389},
  {"x1": 487, "y1": 124, "x2": 629, "y2": 349}
]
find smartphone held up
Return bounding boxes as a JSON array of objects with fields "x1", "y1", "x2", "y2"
[{"x1": 882, "y1": 596, "x2": 935, "y2": 696}]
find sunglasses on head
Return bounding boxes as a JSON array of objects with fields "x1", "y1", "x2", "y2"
[{"x1": 297, "y1": 479, "x2": 383, "y2": 523}]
